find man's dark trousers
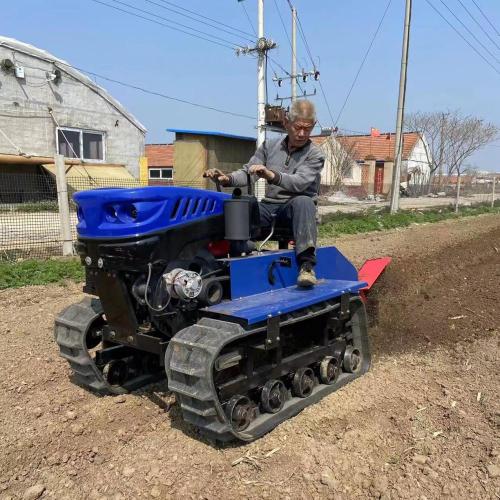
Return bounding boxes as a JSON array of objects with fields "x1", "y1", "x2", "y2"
[{"x1": 259, "y1": 195, "x2": 317, "y2": 266}]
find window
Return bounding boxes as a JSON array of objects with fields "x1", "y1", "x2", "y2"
[
  {"x1": 57, "y1": 128, "x2": 105, "y2": 161},
  {"x1": 149, "y1": 168, "x2": 173, "y2": 180}
]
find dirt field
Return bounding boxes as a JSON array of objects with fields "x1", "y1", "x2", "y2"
[{"x1": 0, "y1": 214, "x2": 499, "y2": 500}]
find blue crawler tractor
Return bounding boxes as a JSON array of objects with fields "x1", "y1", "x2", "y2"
[{"x1": 54, "y1": 186, "x2": 389, "y2": 442}]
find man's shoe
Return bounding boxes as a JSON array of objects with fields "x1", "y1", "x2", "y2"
[{"x1": 297, "y1": 263, "x2": 317, "y2": 287}]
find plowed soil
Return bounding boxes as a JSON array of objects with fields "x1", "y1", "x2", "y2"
[{"x1": 0, "y1": 214, "x2": 499, "y2": 500}]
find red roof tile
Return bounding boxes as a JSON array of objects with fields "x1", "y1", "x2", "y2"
[
  {"x1": 312, "y1": 132, "x2": 421, "y2": 161},
  {"x1": 145, "y1": 144, "x2": 174, "y2": 167}
]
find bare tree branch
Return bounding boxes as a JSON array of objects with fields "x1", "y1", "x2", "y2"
[{"x1": 322, "y1": 135, "x2": 358, "y2": 191}]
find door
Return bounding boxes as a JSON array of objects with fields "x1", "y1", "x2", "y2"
[{"x1": 374, "y1": 162, "x2": 384, "y2": 195}]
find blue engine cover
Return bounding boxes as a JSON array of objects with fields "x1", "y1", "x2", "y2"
[{"x1": 73, "y1": 186, "x2": 230, "y2": 239}]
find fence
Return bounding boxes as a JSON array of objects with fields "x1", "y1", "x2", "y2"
[
  {"x1": 319, "y1": 175, "x2": 499, "y2": 214},
  {"x1": 0, "y1": 169, "x2": 498, "y2": 261},
  {"x1": 0, "y1": 170, "x2": 204, "y2": 260}
]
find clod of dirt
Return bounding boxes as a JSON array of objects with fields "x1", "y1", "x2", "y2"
[
  {"x1": 122, "y1": 466, "x2": 135, "y2": 478},
  {"x1": 320, "y1": 470, "x2": 337, "y2": 489},
  {"x1": 486, "y1": 464, "x2": 500, "y2": 478},
  {"x1": 150, "y1": 486, "x2": 161, "y2": 498},
  {"x1": 32, "y1": 408, "x2": 43, "y2": 419},
  {"x1": 413, "y1": 455, "x2": 428, "y2": 465},
  {"x1": 22, "y1": 484, "x2": 45, "y2": 500},
  {"x1": 70, "y1": 423, "x2": 84, "y2": 436}
]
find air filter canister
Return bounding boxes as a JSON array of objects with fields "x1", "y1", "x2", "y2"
[{"x1": 224, "y1": 198, "x2": 251, "y2": 241}]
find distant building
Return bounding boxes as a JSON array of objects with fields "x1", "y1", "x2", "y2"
[
  {"x1": 166, "y1": 129, "x2": 256, "y2": 188},
  {"x1": 145, "y1": 144, "x2": 174, "y2": 185},
  {"x1": 0, "y1": 36, "x2": 146, "y2": 183},
  {"x1": 312, "y1": 131, "x2": 431, "y2": 197}
]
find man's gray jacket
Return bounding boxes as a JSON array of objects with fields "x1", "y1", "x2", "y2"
[{"x1": 229, "y1": 137, "x2": 325, "y2": 203}]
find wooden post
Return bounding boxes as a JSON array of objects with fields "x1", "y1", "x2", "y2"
[
  {"x1": 55, "y1": 154, "x2": 74, "y2": 256},
  {"x1": 492, "y1": 175, "x2": 496, "y2": 208}
]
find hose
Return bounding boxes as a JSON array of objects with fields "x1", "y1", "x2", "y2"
[{"x1": 144, "y1": 263, "x2": 171, "y2": 312}]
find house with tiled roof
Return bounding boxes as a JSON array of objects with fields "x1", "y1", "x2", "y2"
[
  {"x1": 312, "y1": 131, "x2": 431, "y2": 197},
  {"x1": 144, "y1": 144, "x2": 174, "y2": 185}
]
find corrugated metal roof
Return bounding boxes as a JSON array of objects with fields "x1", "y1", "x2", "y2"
[
  {"x1": 0, "y1": 36, "x2": 146, "y2": 133},
  {"x1": 167, "y1": 129, "x2": 256, "y2": 142}
]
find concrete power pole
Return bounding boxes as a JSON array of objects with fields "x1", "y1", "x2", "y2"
[
  {"x1": 237, "y1": 0, "x2": 276, "y2": 199},
  {"x1": 255, "y1": 0, "x2": 267, "y2": 199},
  {"x1": 389, "y1": 0, "x2": 412, "y2": 214},
  {"x1": 291, "y1": 6, "x2": 297, "y2": 102}
]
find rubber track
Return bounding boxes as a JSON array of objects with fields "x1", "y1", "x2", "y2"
[
  {"x1": 54, "y1": 298, "x2": 127, "y2": 395},
  {"x1": 166, "y1": 296, "x2": 370, "y2": 442}
]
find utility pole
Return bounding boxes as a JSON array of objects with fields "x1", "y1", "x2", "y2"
[
  {"x1": 237, "y1": 0, "x2": 276, "y2": 199},
  {"x1": 273, "y1": 3, "x2": 319, "y2": 103},
  {"x1": 291, "y1": 6, "x2": 297, "y2": 102},
  {"x1": 389, "y1": 0, "x2": 412, "y2": 214}
]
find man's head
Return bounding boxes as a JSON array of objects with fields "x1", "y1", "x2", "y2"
[{"x1": 284, "y1": 99, "x2": 317, "y2": 148}]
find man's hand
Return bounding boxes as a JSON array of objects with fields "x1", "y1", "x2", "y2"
[
  {"x1": 249, "y1": 165, "x2": 275, "y2": 182},
  {"x1": 203, "y1": 168, "x2": 231, "y2": 186}
]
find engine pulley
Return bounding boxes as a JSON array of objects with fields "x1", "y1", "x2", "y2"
[{"x1": 163, "y1": 268, "x2": 203, "y2": 300}]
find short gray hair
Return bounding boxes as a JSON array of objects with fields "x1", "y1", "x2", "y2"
[{"x1": 288, "y1": 99, "x2": 316, "y2": 123}]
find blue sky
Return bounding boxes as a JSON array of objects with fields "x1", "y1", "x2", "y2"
[{"x1": 2, "y1": 0, "x2": 500, "y2": 171}]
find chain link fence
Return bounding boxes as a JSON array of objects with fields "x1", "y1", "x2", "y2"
[
  {"x1": 0, "y1": 170, "x2": 498, "y2": 261},
  {"x1": 0, "y1": 171, "x2": 205, "y2": 260}
]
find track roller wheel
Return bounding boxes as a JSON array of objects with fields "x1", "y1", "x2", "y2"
[
  {"x1": 85, "y1": 322, "x2": 103, "y2": 349},
  {"x1": 102, "y1": 360, "x2": 129, "y2": 387},
  {"x1": 226, "y1": 395, "x2": 254, "y2": 432},
  {"x1": 292, "y1": 367, "x2": 315, "y2": 398},
  {"x1": 319, "y1": 356, "x2": 340, "y2": 385},
  {"x1": 343, "y1": 346, "x2": 361, "y2": 373},
  {"x1": 261, "y1": 379, "x2": 286, "y2": 414}
]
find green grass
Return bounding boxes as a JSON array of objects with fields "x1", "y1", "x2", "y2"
[
  {"x1": 0, "y1": 200, "x2": 59, "y2": 212},
  {"x1": 0, "y1": 202, "x2": 498, "y2": 290},
  {"x1": 0, "y1": 258, "x2": 84, "y2": 290},
  {"x1": 319, "y1": 202, "x2": 500, "y2": 238}
]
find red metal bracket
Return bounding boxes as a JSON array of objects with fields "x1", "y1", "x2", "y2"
[{"x1": 358, "y1": 257, "x2": 391, "y2": 302}]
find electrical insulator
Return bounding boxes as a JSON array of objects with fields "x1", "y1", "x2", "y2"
[
  {"x1": 278, "y1": 79, "x2": 282, "y2": 87},
  {"x1": 314, "y1": 70, "x2": 320, "y2": 81}
]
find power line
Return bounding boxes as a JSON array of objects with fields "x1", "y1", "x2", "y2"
[
  {"x1": 334, "y1": 0, "x2": 393, "y2": 127},
  {"x1": 424, "y1": 0, "x2": 500, "y2": 75},
  {"x1": 109, "y1": 0, "x2": 246, "y2": 47},
  {"x1": 437, "y1": 0, "x2": 500, "y2": 64},
  {"x1": 89, "y1": 0, "x2": 239, "y2": 50},
  {"x1": 293, "y1": 4, "x2": 316, "y2": 68},
  {"x1": 152, "y1": 0, "x2": 255, "y2": 39},
  {"x1": 160, "y1": 0, "x2": 252, "y2": 36},
  {"x1": 273, "y1": 0, "x2": 293, "y2": 56},
  {"x1": 55, "y1": 61, "x2": 255, "y2": 120},
  {"x1": 470, "y1": 0, "x2": 500, "y2": 37},
  {"x1": 240, "y1": 1, "x2": 257, "y2": 36},
  {"x1": 288, "y1": 7, "x2": 335, "y2": 125},
  {"x1": 455, "y1": 0, "x2": 500, "y2": 51},
  {"x1": 143, "y1": 0, "x2": 254, "y2": 44}
]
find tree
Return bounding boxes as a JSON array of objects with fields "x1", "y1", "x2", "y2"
[
  {"x1": 405, "y1": 111, "x2": 454, "y2": 193},
  {"x1": 405, "y1": 111, "x2": 498, "y2": 203},
  {"x1": 444, "y1": 114, "x2": 498, "y2": 211},
  {"x1": 322, "y1": 135, "x2": 358, "y2": 192}
]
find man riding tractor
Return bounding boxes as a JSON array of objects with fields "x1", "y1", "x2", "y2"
[{"x1": 205, "y1": 99, "x2": 325, "y2": 287}]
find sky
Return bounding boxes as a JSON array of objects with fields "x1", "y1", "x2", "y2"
[{"x1": 2, "y1": 0, "x2": 500, "y2": 171}]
